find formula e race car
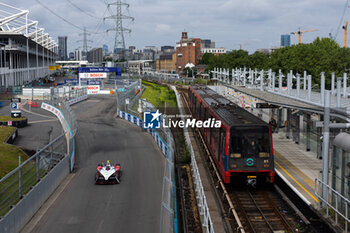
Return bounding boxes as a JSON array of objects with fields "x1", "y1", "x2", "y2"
[{"x1": 95, "y1": 160, "x2": 121, "y2": 184}]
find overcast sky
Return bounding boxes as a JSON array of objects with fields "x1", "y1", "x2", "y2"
[{"x1": 2, "y1": 0, "x2": 350, "y2": 53}]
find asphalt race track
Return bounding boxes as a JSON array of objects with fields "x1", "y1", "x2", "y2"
[{"x1": 24, "y1": 95, "x2": 165, "y2": 233}]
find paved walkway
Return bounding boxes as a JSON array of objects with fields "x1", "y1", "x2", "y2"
[{"x1": 273, "y1": 132, "x2": 321, "y2": 207}]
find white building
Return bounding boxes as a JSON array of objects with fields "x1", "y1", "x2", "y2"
[
  {"x1": 128, "y1": 60, "x2": 152, "y2": 75},
  {"x1": 0, "y1": 3, "x2": 58, "y2": 88},
  {"x1": 201, "y1": 48, "x2": 226, "y2": 55},
  {"x1": 75, "y1": 49, "x2": 83, "y2": 61}
]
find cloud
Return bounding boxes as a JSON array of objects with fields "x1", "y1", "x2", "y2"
[
  {"x1": 155, "y1": 24, "x2": 171, "y2": 33},
  {"x1": 0, "y1": 0, "x2": 348, "y2": 53}
]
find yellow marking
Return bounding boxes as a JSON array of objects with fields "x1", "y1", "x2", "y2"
[{"x1": 275, "y1": 161, "x2": 319, "y2": 203}]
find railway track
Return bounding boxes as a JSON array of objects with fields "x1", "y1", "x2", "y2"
[
  {"x1": 178, "y1": 87, "x2": 310, "y2": 233},
  {"x1": 229, "y1": 187, "x2": 295, "y2": 233}
]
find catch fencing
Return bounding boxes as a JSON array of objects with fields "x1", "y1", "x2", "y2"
[
  {"x1": 171, "y1": 86, "x2": 214, "y2": 233},
  {"x1": 142, "y1": 72, "x2": 194, "y2": 85},
  {"x1": 0, "y1": 87, "x2": 81, "y2": 233},
  {"x1": 315, "y1": 178, "x2": 350, "y2": 232},
  {"x1": 116, "y1": 79, "x2": 177, "y2": 233}
]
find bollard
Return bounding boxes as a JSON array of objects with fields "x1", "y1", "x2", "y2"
[
  {"x1": 321, "y1": 72, "x2": 325, "y2": 105},
  {"x1": 337, "y1": 77, "x2": 342, "y2": 107},
  {"x1": 272, "y1": 72, "x2": 275, "y2": 92},
  {"x1": 260, "y1": 70, "x2": 264, "y2": 91},
  {"x1": 296, "y1": 73, "x2": 300, "y2": 97},
  {"x1": 287, "y1": 73, "x2": 291, "y2": 95},
  {"x1": 308, "y1": 75, "x2": 312, "y2": 101},
  {"x1": 279, "y1": 70, "x2": 282, "y2": 93},
  {"x1": 331, "y1": 72, "x2": 335, "y2": 95},
  {"x1": 343, "y1": 73, "x2": 347, "y2": 97},
  {"x1": 304, "y1": 71, "x2": 307, "y2": 90}
]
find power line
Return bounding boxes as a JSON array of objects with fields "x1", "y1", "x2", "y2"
[
  {"x1": 335, "y1": 0, "x2": 349, "y2": 40},
  {"x1": 66, "y1": 0, "x2": 103, "y2": 19},
  {"x1": 35, "y1": 0, "x2": 103, "y2": 34}
]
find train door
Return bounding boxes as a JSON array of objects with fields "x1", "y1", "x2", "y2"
[{"x1": 220, "y1": 128, "x2": 226, "y2": 166}]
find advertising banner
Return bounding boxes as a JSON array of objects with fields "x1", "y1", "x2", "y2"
[
  {"x1": 79, "y1": 73, "x2": 107, "y2": 79},
  {"x1": 87, "y1": 85, "x2": 100, "y2": 94}
]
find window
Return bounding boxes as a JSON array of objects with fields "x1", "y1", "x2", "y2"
[{"x1": 230, "y1": 126, "x2": 270, "y2": 157}]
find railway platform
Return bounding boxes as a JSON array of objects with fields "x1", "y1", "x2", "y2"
[{"x1": 273, "y1": 131, "x2": 321, "y2": 207}]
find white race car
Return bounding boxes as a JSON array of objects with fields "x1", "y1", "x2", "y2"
[{"x1": 95, "y1": 160, "x2": 121, "y2": 184}]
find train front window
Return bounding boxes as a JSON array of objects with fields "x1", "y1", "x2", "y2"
[{"x1": 230, "y1": 126, "x2": 271, "y2": 157}]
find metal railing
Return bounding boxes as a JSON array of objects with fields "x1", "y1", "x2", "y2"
[
  {"x1": 171, "y1": 86, "x2": 214, "y2": 233},
  {"x1": 0, "y1": 132, "x2": 66, "y2": 217},
  {"x1": 116, "y1": 79, "x2": 177, "y2": 233},
  {"x1": 212, "y1": 67, "x2": 350, "y2": 109},
  {"x1": 142, "y1": 72, "x2": 194, "y2": 85},
  {"x1": 315, "y1": 178, "x2": 350, "y2": 232}
]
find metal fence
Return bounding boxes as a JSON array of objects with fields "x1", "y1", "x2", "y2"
[
  {"x1": 0, "y1": 133, "x2": 66, "y2": 217},
  {"x1": 42, "y1": 87, "x2": 83, "y2": 171},
  {"x1": 315, "y1": 178, "x2": 350, "y2": 232},
  {"x1": 171, "y1": 86, "x2": 214, "y2": 233},
  {"x1": 116, "y1": 79, "x2": 176, "y2": 233},
  {"x1": 142, "y1": 73, "x2": 194, "y2": 85},
  {"x1": 0, "y1": 85, "x2": 80, "y2": 229},
  {"x1": 212, "y1": 67, "x2": 350, "y2": 109}
]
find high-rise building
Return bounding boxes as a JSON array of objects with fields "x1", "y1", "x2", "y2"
[
  {"x1": 58, "y1": 36, "x2": 68, "y2": 61},
  {"x1": 75, "y1": 49, "x2": 83, "y2": 61},
  {"x1": 102, "y1": 44, "x2": 109, "y2": 55},
  {"x1": 87, "y1": 48, "x2": 103, "y2": 63},
  {"x1": 281, "y1": 34, "x2": 291, "y2": 47}
]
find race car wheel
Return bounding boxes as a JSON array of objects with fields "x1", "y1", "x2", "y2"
[{"x1": 95, "y1": 172, "x2": 99, "y2": 183}]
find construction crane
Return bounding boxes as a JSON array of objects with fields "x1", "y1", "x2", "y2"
[
  {"x1": 343, "y1": 21, "x2": 348, "y2": 48},
  {"x1": 291, "y1": 27, "x2": 319, "y2": 44}
]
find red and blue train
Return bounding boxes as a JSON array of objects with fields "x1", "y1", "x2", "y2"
[{"x1": 188, "y1": 86, "x2": 275, "y2": 184}]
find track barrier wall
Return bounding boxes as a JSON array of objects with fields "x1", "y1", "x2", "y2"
[
  {"x1": 116, "y1": 79, "x2": 176, "y2": 233},
  {"x1": 171, "y1": 86, "x2": 215, "y2": 233},
  {"x1": 0, "y1": 87, "x2": 82, "y2": 233}
]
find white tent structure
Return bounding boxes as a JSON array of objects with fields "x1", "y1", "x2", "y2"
[{"x1": 185, "y1": 63, "x2": 195, "y2": 69}]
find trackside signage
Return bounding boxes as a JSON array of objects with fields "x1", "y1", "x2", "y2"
[
  {"x1": 143, "y1": 110, "x2": 221, "y2": 129},
  {"x1": 87, "y1": 85, "x2": 100, "y2": 94},
  {"x1": 79, "y1": 73, "x2": 107, "y2": 79}
]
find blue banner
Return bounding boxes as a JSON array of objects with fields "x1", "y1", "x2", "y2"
[
  {"x1": 78, "y1": 67, "x2": 122, "y2": 75},
  {"x1": 64, "y1": 79, "x2": 101, "y2": 85}
]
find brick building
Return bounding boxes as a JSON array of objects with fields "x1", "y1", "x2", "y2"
[
  {"x1": 156, "y1": 53, "x2": 176, "y2": 72},
  {"x1": 176, "y1": 32, "x2": 202, "y2": 73}
]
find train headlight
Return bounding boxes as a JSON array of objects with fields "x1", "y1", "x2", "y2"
[
  {"x1": 231, "y1": 164, "x2": 237, "y2": 169},
  {"x1": 259, "y1": 152, "x2": 270, "y2": 158},
  {"x1": 230, "y1": 153, "x2": 241, "y2": 158}
]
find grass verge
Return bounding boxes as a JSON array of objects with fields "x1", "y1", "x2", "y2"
[
  {"x1": 0, "y1": 116, "x2": 26, "y2": 121},
  {"x1": 141, "y1": 80, "x2": 177, "y2": 110},
  {"x1": 0, "y1": 126, "x2": 28, "y2": 178}
]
